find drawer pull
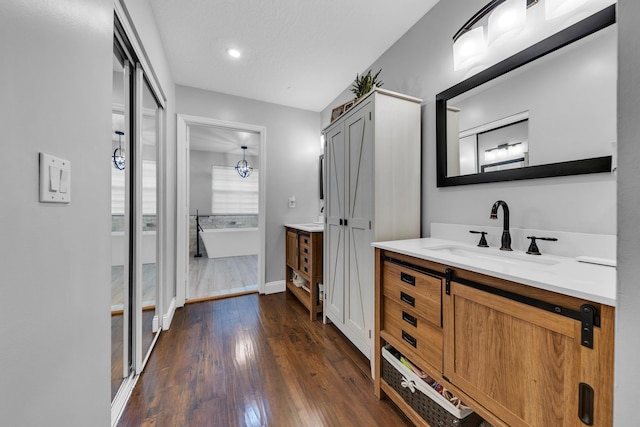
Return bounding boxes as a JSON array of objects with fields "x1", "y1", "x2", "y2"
[
  {"x1": 402, "y1": 311, "x2": 417, "y2": 327},
  {"x1": 304, "y1": 267, "x2": 308, "y2": 273},
  {"x1": 400, "y1": 291, "x2": 415, "y2": 307},
  {"x1": 304, "y1": 257, "x2": 308, "y2": 263},
  {"x1": 402, "y1": 331, "x2": 417, "y2": 348},
  {"x1": 304, "y1": 248, "x2": 309, "y2": 254},
  {"x1": 304, "y1": 238, "x2": 308, "y2": 244},
  {"x1": 401, "y1": 272, "x2": 415, "y2": 286}
]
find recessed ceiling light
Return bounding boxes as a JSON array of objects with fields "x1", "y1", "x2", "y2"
[{"x1": 227, "y1": 48, "x2": 241, "y2": 58}]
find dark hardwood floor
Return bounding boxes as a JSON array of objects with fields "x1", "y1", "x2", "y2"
[{"x1": 118, "y1": 292, "x2": 412, "y2": 427}]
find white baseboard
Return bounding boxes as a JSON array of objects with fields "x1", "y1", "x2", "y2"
[
  {"x1": 162, "y1": 297, "x2": 176, "y2": 331},
  {"x1": 264, "y1": 280, "x2": 286, "y2": 294},
  {"x1": 152, "y1": 315, "x2": 159, "y2": 333}
]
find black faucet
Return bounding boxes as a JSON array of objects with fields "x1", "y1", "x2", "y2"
[{"x1": 490, "y1": 200, "x2": 512, "y2": 251}]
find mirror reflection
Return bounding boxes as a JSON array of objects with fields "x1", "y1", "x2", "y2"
[{"x1": 446, "y1": 25, "x2": 615, "y2": 178}]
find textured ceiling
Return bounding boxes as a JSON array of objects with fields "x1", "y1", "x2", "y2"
[{"x1": 149, "y1": 0, "x2": 440, "y2": 112}]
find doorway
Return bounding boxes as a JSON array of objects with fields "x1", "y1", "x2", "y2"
[{"x1": 176, "y1": 115, "x2": 266, "y2": 306}]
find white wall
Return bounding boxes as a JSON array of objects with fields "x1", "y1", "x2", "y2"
[
  {"x1": 321, "y1": 0, "x2": 616, "y2": 236},
  {"x1": 122, "y1": 0, "x2": 178, "y2": 313},
  {"x1": 0, "y1": 0, "x2": 113, "y2": 425},
  {"x1": 177, "y1": 85, "x2": 321, "y2": 283},
  {"x1": 615, "y1": 1, "x2": 640, "y2": 424}
]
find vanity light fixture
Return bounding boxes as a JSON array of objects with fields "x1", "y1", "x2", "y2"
[
  {"x1": 487, "y1": 0, "x2": 527, "y2": 45},
  {"x1": 484, "y1": 141, "x2": 525, "y2": 162},
  {"x1": 453, "y1": 27, "x2": 487, "y2": 71},
  {"x1": 113, "y1": 130, "x2": 125, "y2": 170},
  {"x1": 235, "y1": 145, "x2": 253, "y2": 178},
  {"x1": 545, "y1": 0, "x2": 590, "y2": 20},
  {"x1": 227, "y1": 48, "x2": 241, "y2": 58},
  {"x1": 453, "y1": 0, "x2": 538, "y2": 70}
]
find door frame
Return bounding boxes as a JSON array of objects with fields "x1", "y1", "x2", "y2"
[{"x1": 176, "y1": 114, "x2": 267, "y2": 306}]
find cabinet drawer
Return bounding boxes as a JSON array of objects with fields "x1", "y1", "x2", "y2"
[
  {"x1": 383, "y1": 297, "x2": 442, "y2": 371},
  {"x1": 382, "y1": 261, "x2": 442, "y2": 327},
  {"x1": 298, "y1": 254, "x2": 312, "y2": 279},
  {"x1": 299, "y1": 233, "x2": 311, "y2": 247},
  {"x1": 299, "y1": 239, "x2": 312, "y2": 257}
]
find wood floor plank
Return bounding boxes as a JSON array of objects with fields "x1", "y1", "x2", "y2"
[{"x1": 118, "y1": 293, "x2": 411, "y2": 427}]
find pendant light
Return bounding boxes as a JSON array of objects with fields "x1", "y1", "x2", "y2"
[
  {"x1": 113, "y1": 130, "x2": 125, "y2": 170},
  {"x1": 235, "y1": 145, "x2": 253, "y2": 178}
]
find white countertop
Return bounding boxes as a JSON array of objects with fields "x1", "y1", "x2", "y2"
[
  {"x1": 285, "y1": 223, "x2": 324, "y2": 233},
  {"x1": 372, "y1": 238, "x2": 616, "y2": 307}
]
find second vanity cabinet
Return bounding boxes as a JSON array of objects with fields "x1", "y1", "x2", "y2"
[
  {"x1": 374, "y1": 248, "x2": 615, "y2": 427},
  {"x1": 285, "y1": 226, "x2": 323, "y2": 320}
]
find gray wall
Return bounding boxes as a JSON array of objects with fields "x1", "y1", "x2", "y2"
[
  {"x1": 321, "y1": 0, "x2": 616, "y2": 236},
  {"x1": 615, "y1": 1, "x2": 640, "y2": 424},
  {"x1": 177, "y1": 85, "x2": 322, "y2": 283},
  {"x1": 189, "y1": 149, "x2": 259, "y2": 215},
  {"x1": 0, "y1": 0, "x2": 113, "y2": 425}
]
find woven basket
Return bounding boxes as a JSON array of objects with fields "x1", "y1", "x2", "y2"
[{"x1": 382, "y1": 355, "x2": 483, "y2": 427}]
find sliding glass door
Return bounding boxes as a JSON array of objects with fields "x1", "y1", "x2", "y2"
[{"x1": 112, "y1": 13, "x2": 164, "y2": 411}]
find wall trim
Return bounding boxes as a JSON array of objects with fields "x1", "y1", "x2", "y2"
[
  {"x1": 264, "y1": 280, "x2": 286, "y2": 295},
  {"x1": 162, "y1": 297, "x2": 176, "y2": 331}
]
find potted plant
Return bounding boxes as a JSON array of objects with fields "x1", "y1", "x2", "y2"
[{"x1": 351, "y1": 68, "x2": 383, "y2": 100}]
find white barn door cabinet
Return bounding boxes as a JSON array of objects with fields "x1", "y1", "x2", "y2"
[{"x1": 323, "y1": 88, "x2": 422, "y2": 373}]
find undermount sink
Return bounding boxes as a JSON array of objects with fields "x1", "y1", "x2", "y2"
[{"x1": 426, "y1": 244, "x2": 561, "y2": 267}]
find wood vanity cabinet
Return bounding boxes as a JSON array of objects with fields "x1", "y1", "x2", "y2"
[
  {"x1": 285, "y1": 227, "x2": 323, "y2": 320},
  {"x1": 374, "y1": 248, "x2": 615, "y2": 427}
]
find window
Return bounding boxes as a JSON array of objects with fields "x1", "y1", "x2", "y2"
[{"x1": 211, "y1": 166, "x2": 259, "y2": 214}]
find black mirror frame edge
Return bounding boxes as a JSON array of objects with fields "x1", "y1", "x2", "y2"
[{"x1": 436, "y1": 5, "x2": 616, "y2": 188}]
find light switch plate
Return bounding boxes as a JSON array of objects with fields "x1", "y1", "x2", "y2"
[{"x1": 39, "y1": 152, "x2": 71, "y2": 203}]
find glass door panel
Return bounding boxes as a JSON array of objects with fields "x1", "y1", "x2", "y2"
[
  {"x1": 140, "y1": 78, "x2": 160, "y2": 362},
  {"x1": 111, "y1": 50, "x2": 131, "y2": 400}
]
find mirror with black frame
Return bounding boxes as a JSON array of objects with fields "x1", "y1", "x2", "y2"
[{"x1": 436, "y1": 5, "x2": 616, "y2": 187}]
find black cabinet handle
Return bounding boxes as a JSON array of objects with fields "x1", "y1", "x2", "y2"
[
  {"x1": 400, "y1": 292, "x2": 415, "y2": 307},
  {"x1": 578, "y1": 383, "x2": 594, "y2": 425},
  {"x1": 304, "y1": 248, "x2": 309, "y2": 254},
  {"x1": 402, "y1": 311, "x2": 417, "y2": 327},
  {"x1": 402, "y1": 331, "x2": 417, "y2": 348},
  {"x1": 304, "y1": 257, "x2": 308, "y2": 263},
  {"x1": 400, "y1": 272, "x2": 415, "y2": 286},
  {"x1": 304, "y1": 267, "x2": 308, "y2": 273},
  {"x1": 304, "y1": 238, "x2": 308, "y2": 244}
]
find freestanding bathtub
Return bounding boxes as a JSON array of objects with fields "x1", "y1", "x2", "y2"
[{"x1": 199, "y1": 227, "x2": 259, "y2": 258}]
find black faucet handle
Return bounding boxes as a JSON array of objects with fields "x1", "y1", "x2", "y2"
[
  {"x1": 470, "y1": 230, "x2": 489, "y2": 247},
  {"x1": 526, "y1": 236, "x2": 558, "y2": 255}
]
